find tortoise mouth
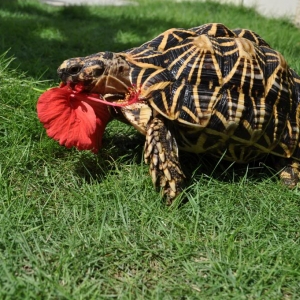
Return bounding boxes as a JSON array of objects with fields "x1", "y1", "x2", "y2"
[
  {"x1": 64, "y1": 80, "x2": 127, "y2": 102},
  {"x1": 65, "y1": 79, "x2": 92, "y2": 91}
]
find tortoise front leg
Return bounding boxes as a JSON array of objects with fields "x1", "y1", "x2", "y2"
[{"x1": 144, "y1": 116, "x2": 185, "y2": 204}]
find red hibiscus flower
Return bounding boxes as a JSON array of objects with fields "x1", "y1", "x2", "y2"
[
  {"x1": 37, "y1": 84, "x2": 141, "y2": 153},
  {"x1": 37, "y1": 84, "x2": 111, "y2": 153}
]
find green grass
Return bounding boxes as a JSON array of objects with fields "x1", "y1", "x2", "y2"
[{"x1": 1, "y1": 0, "x2": 300, "y2": 298}]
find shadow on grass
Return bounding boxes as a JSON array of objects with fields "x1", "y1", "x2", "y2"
[
  {"x1": 0, "y1": 0, "x2": 181, "y2": 80},
  {"x1": 181, "y1": 152, "x2": 278, "y2": 184},
  {"x1": 74, "y1": 129, "x2": 278, "y2": 188},
  {"x1": 74, "y1": 131, "x2": 145, "y2": 182},
  {"x1": 0, "y1": 0, "x2": 270, "y2": 80}
]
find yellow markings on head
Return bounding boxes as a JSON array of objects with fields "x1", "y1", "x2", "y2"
[{"x1": 59, "y1": 60, "x2": 68, "y2": 70}]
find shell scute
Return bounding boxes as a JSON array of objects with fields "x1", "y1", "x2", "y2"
[{"x1": 127, "y1": 23, "x2": 300, "y2": 160}]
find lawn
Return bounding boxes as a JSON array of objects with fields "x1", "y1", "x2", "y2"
[{"x1": 1, "y1": 0, "x2": 300, "y2": 298}]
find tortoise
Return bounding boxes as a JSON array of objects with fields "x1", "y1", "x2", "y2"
[{"x1": 39, "y1": 23, "x2": 300, "y2": 203}]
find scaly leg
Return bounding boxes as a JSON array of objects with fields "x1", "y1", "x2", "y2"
[
  {"x1": 278, "y1": 159, "x2": 300, "y2": 188},
  {"x1": 144, "y1": 117, "x2": 185, "y2": 204}
]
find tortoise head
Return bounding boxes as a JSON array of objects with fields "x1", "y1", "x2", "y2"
[{"x1": 57, "y1": 51, "x2": 131, "y2": 96}]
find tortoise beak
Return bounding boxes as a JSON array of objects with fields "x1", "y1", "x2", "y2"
[{"x1": 57, "y1": 58, "x2": 84, "y2": 83}]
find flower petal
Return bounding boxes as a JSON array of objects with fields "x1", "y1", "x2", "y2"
[{"x1": 37, "y1": 85, "x2": 110, "y2": 153}]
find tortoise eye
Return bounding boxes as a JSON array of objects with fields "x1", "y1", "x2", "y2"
[{"x1": 68, "y1": 65, "x2": 82, "y2": 75}]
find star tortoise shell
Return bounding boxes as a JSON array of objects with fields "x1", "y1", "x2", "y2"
[{"x1": 57, "y1": 23, "x2": 300, "y2": 203}]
